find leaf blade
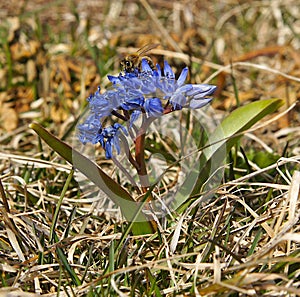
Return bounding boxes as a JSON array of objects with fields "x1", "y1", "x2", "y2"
[
  {"x1": 30, "y1": 122, "x2": 155, "y2": 235},
  {"x1": 176, "y1": 98, "x2": 284, "y2": 211}
]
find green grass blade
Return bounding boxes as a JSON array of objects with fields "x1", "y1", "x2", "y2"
[
  {"x1": 56, "y1": 244, "x2": 81, "y2": 286},
  {"x1": 49, "y1": 169, "x2": 74, "y2": 244}
]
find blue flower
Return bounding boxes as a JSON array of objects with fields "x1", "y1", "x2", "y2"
[
  {"x1": 169, "y1": 83, "x2": 217, "y2": 110},
  {"x1": 77, "y1": 113, "x2": 102, "y2": 145},
  {"x1": 97, "y1": 123, "x2": 128, "y2": 159},
  {"x1": 78, "y1": 59, "x2": 217, "y2": 158},
  {"x1": 88, "y1": 87, "x2": 121, "y2": 118},
  {"x1": 120, "y1": 97, "x2": 144, "y2": 111},
  {"x1": 144, "y1": 97, "x2": 164, "y2": 117}
]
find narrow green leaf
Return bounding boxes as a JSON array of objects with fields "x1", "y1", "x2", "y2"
[
  {"x1": 145, "y1": 268, "x2": 163, "y2": 297},
  {"x1": 56, "y1": 245, "x2": 81, "y2": 286},
  {"x1": 109, "y1": 240, "x2": 115, "y2": 272},
  {"x1": 49, "y1": 169, "x2": 74, "y2": 244},
  {"x1": 29, "y1": 122, "x2": 155, "y2": 235}
]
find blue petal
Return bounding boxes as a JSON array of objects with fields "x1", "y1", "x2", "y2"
[
  {"x1": 113, "y1": 134, "x2": 121, "y2": 155},
  {"x1": 140, "y1": 78, "x2": 157, "y2": 94},
  {"x1": 189, "y1": 98, "x2": 213, "y2": 109},
  {"x1": 155, "y1": 63, "x2": 162, "y2": 78},
  {"x1": 170, "y1": 93, "x2": 187, "y2": 108},
  {"x1": 102, "y1": 125, "x2": 114, "y2": 137},
  {"x1": 163, "y1": 61, "x2": 175, "y2": 79},
  {"x1": 156, "y1": 78, "x2": 176, "y2": 96},
  {"x1": 123, "y1": 76, "x2": 142, "y2": 89},
  {"x1": 113, "y1": 123, "x2": 128, "y2": 135},
  {"x1": 130, "y1": 110, "x2": 141, "y2": 127},
  {"x1": 121, "y1": 97, "x2": 144, "y2": 110},
  {"x1": 97, "y1": 123, "x2": 128, "y2": 158},
  {"x1": 141, "y1": 59, "x2": 152, "y2": 72},
  {"x1": 152, "y1": 69, "x2": 160, "y2": 78},
  {"x1": 177, "y1": 67, "x2": 188, "y2": 86},
  {"x1": 144, "y1": 98, "x2": 164, "y2": 117},
  {"x1": 176, "y1": 84, "x2": 193, "y2": 93},
  {"x1": 171, "y1": 103, "x2": 183, "y2": 111},
  {"x1": 187, "y1": 84, "x2": 217, "y2": 98},
  {"x1": 77, "y1": 114, "x2": 101, "y2": 144},
  {"x1": 105, "y1": 139, "x2": 113, "y2": 159},
  {"x1": 112, "y1": 123, "x2": 122, "y2": 130},
  {"x1": 107, "y1": 75, "x2": 120, "y2": 84},
  {"x1": 98, "y1": 133, "x2": 105, "y2": 147}
]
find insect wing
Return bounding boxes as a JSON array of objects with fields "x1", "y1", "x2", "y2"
[{"x1": 136, "y1": 43, "x2": 160, "y2": 56}]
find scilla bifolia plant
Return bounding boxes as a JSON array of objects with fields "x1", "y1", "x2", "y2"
[
  {"x1": 31, "y1": 58, "x2": 283, "y2": 235},
  {"x1": 77, "y1": 60, "x2": 216, "y2": 197}
]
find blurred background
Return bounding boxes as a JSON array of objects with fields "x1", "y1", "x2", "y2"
[{"x1": 1, "y1": 0, "x2": 299, "y2": 145}]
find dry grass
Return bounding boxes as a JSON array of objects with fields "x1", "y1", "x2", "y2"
[{"x1": 1, "y1": 0, "x2": 300, "y2": 296}]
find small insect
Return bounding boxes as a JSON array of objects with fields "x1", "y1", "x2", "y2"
[{"x1": 120, "y1": 43, "x2": 160, "y2": 73}]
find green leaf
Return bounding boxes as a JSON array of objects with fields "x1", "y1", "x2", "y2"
[
  {"x1": 204, "y1": 98, "x2": 284, "y2": 158},
  {"x1": 29, "y1": 122, "x2": 155, "y2": 235},
  {"x1": 56, "y1": 244, "x2": 82, "y2": 286},
  {"x1": 176, "y1": 98, "x2": 284, "y2": 211},
  {"x1": 252, "y1": 151, "x2": 280, "y2": 169}
]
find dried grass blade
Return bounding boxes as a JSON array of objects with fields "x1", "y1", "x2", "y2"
[{"x1": 6, "y1": 228, "x2": 25, "y2": 262}]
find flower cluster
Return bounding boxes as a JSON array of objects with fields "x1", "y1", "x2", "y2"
[{"x1": 78, "y1": 59, "x2": 217, "y2": 159}]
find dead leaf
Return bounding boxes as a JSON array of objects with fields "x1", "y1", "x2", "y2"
[
  {"x1": 6, "y1": 17, "x2": 20, "y2": 43},
  {"x1": 50, "y1": 103, "x2": 69, "y2": 123},
  {"x1": 10, "y1": 86, "x2": 35, "y2": 113},
  {"x1": 10, "y1": 40, "x2": 40, "y2": 61},
  {"x1": 0, "y1": 102, "x2": 18, "y2": 131},
  {"x1": 26, "y1": 59, "x2": 37, "y2": 82}
]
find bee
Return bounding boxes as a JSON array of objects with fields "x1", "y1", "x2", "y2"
[{"x1": 120, "y1": 43, "x2": 160, "y2": 73}]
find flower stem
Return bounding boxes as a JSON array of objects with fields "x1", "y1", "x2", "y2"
[
  {"x1": 135, "y1": 130, "x2": 149, "y2": 192},
  {"x1": 135, "y1": 117, "x2": 152, "y2": 194}
]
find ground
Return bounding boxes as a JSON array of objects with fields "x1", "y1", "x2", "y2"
[{"x1": 0, "y1": 1, "x2": 300, "y2": 296}]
